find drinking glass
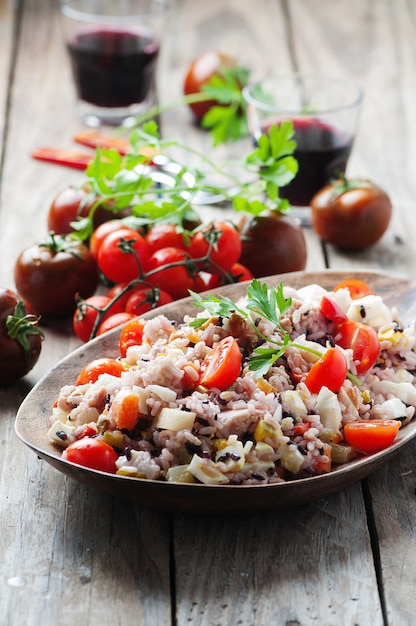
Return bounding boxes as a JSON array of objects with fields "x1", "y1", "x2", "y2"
[
  {"x1": 242, "y1": 73, "x2": 363, "y2": 222},
  {"x1": 59, "y1": 0, "x2": 169, "y2": 127}
]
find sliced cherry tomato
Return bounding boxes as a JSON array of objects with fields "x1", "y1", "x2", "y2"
[
  {"x1": 305, "y1": 347, "x2": 348, "y2": 394},
  {"x1": 32, "y1": 147, "x2": 92, "y2": 169},
  {"x1": 189, "y1": 221, "x2": 242, "y2": 273},
  {"x1": 147, "y1": 246, "x2": 195, "y2": 300},
  {"x1": 335, "y1": 320, "x2": 380, "y2": 374},
  {"x1": 63, "y1": 438, "x2": 118, "y2": 473},
  {"x1": 76, "y1": 357, "x2": 125, "y2": 385},
  {"x1": 320, "y1": 295, "x2": 348, "y2": 324},
  {"x1": 73, "y1": 295, "x2": 125, "y2": 342},
  {"x1": 199, "y1": 336, "x2": 242, "y2": 390},
  {"x1": 343, "y1": 419, "x2": 400, "y2": 453},
  {"x1": 333, "y1": 279, "x2": 373, "y2": 299},
  {"x1": 97, "y1": 227, "x2": 150, "y2": 283},
  {"x1": 119, "y1": 319, "x2": 146, "y2": 357},
  {"x1": 96, "y1": 312, "x2": 136, "y2": 336}
]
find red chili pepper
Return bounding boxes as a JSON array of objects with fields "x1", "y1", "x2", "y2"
[
  {"x1": 31, "y1": 147, "x2": 92, "y2": 169},
  {"x1": 73, "y1": 130, "x2": 131, "y2": 155}
]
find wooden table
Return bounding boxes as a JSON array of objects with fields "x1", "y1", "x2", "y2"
[{"x1": 1, "y1": 1, "x2": 416, "y2": 624}]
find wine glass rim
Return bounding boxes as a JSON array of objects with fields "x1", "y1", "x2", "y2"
[
  {"x1": 59, "y1": 0, "x2": 169, "y2": 24},
  {"x1": 242, "y1": 73, "x2": 364, "y2": 115}
]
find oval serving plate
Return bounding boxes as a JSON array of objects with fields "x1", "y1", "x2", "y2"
[{"x1": 15, "y1": 270, "x2": 416, "y2": 514}]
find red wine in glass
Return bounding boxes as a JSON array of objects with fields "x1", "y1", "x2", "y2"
[
  {"x1": 264, "y1": 118, "x2": 353, "y2": 206},
  {"x1": 68, "y1": 28, "x2": 159, "y2": 109}
]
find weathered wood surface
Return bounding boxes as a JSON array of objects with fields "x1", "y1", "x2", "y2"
[{"x1": 1, "y1": 0, "x2": 416, "y2": 624}]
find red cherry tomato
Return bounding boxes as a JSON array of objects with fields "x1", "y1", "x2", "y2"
[
  {"x1": 63, "y1": 438, "x2": 118, "y2": 473},
  {"x1": 147, "y1": 247, "x2": 195, "y2": 300},
  {"x1": 119, "y1": 319, "x2": 146, "y2": 357},
  {"x1": 73, "y1": 295, "x2": 124, "y2": 342},
  {"x1": 320, "y1": 296, "x2": 348, "y2": 324},
  {"x1": 199, "y1": 336, "x2": 242, "y2": 390},
  {"x1": 125, "y1": 287, "x2": 173, "y2": 316},
  {"x1": 145, "y1": 223, "x2": 188, "y2": 254},
  {"x1": 343, "y1": 420, "x2": 400, "y2": 453},
  {"x1": 90, "y1": 221, "x2": 134, "y2": 259},
  {"x1": 96, "y1": 312, "x2": 136, "y2": 336},
  {"x1": 305, "y1": 347, "x2": 348, "y2": 394},
  {"x1": 311, "y1": 178, "x2": 392, "y2": 250},
  {"x1": 183, "y1": 50, "x2": 237, "y2": 121},
  {"x1": 229, "y1": 262, "x2": 254, "y2": 283},
  {"x1": 335, "y1": 320, "x2": 380, "y2": 374},
  {"x1": 76, "y1": 357, "x2": 125, "y2": 385},
  {"x1": 97, "y1": 227, "x2": 150, "y2": 283},
  {"x1": 333, "y1": 279, "x2": 373, "y2": 300},
  {"x1": 189, "y1": 221, "x2": 242, "y2": 273}
]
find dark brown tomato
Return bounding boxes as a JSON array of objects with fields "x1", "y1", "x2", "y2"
[
  {"x1": 310, "y1": 178, "x2": 393, "y2": 250},
  {"x1": 183, "y1": 51, "x2": 237, "y2": 121},
  {"x1": 47, "y1": 186, "x2": 125, "y2": 235},
  {"x1": 14, "y1": 235, "x2": 99, "y2": 318},
  {"x1": 239, "y1": 212, "x2": 307, "y2": 277},
  {"x1": 0, "y1": 288, "x2": 43, "y2": 385}
]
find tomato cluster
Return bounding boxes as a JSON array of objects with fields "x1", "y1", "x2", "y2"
[{"x1": 72, "y1": 218, "x2": 253, "y2": 342}]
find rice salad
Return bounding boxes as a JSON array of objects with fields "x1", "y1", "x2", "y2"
[{"x1": 48, "y1": 279, "x2": 416, "y2": 485}]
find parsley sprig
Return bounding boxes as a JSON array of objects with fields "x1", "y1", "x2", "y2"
[
  {"x1": 70, "y1": 120, "x2": 298, "y2": 242},
  {"x1": 190, "y1": 278, "x2": 323, "y2": 378}
]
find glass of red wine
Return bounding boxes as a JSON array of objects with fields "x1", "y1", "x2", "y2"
[
  {"x1": 242, "y1": 74, "x2": 363, "y2": 224},
  {"x1": 59, "y1": 0, "x2": 169, "y2": 127}
]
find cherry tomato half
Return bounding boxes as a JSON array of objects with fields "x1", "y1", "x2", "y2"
[
  {"x1": 76, "y1": 357, "x2": 125, "y2": 385},
  {"x1": 343, "y1": 419, "x2": 400, "y2": 453},
  {"x1": 320, "y1": 295, "x2": 348, "y2": 324},
  {"x1": 63, "y1": 438, "x2": 118, "y2": 473},
  {"x1": 311, "y1": 178, "x2": 392, "y2": 250},
  {"x1": 333, "y1": 279, "x2": 373, "y2": 300},
  {"x1": 199, "y1": 336, "x2": 242, "y2": 390},
  {"x1": 335, "y1": 320, "x2": 380, "y2": 374},
  {"x1": 119, "y1": 319, "x2": 146, "y2": 358},
  {"x1": 305, "y1": 347, "x2": 348, "y2": 394}
]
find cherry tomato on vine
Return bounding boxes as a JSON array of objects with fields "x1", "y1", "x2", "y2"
[
  {"x1": 183, "y1": 51, "x2": 237, "y2": 121},
  {"x1": 199, "y1": 336, "x2": 242, "y2": 390},
  {"x1": 147, "y1": 246, "x2": 195, "y2": 300},
  {"x1": 0, "y1": 288, "x2": 43, "y2": 385},
  {"x1": 311, "y1": 178, "x2": 392, "y2": 250},
  {"x1": 189, "y1": 221, "x2": 242, "y2": 273},
  {"x1": 119, "y1": 318, "x2": 146, "y2": 358},
  {"x1": 73, "y1": 295, "x2": 125, "y2": 342},
  {"x1": 97, "y1": 227, "x2": 150, "y2": 283},
  {"x1": 63, "y1": 438, "x2": 118, "y2": 473},
  {"x1": 14, "y1": 233, "x2": 98, "y2": 317},
  {"x1": 335, "y1": 320, "x2": 380, "y2": 374},
  {"x1": 90, "y1": 221, "x2": 134, "y2": 259},
  {"x1": 333, "y1": 279, "x2": 373, "y2": 300},
  {"x1": 343, "y1": 420, "x2": 400, "y2": 453},
  {"x1": 145, "y1": 223, "x2": 188, "y2": 254},
  {"x1": 76, "y1": 357, "x2": 125, "y2": 385},
  {"x1": 125, "y1": 287, "x2": 173, "y2": 316},
  {"x1": 305, "y1": 347, "x2": 348, "y2": 394},
  {"x1": 97, "y1": 312, "x2": 136, "y2": 336}
]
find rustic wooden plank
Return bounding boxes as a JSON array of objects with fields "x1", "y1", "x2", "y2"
[
  {"x1": 0, "y1": 0, "x2": 14, "y2": 157},
  {"x1": 174, "y1": 487, "x2": 383, "y2": 625},
  {"x1": 0, "y1": 1, "x2": 172, "y2": 625}
]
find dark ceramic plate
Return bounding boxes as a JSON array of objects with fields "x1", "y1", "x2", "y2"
[{"x1": 15, "y1": 270, "x2": 416, "y2": 513}]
